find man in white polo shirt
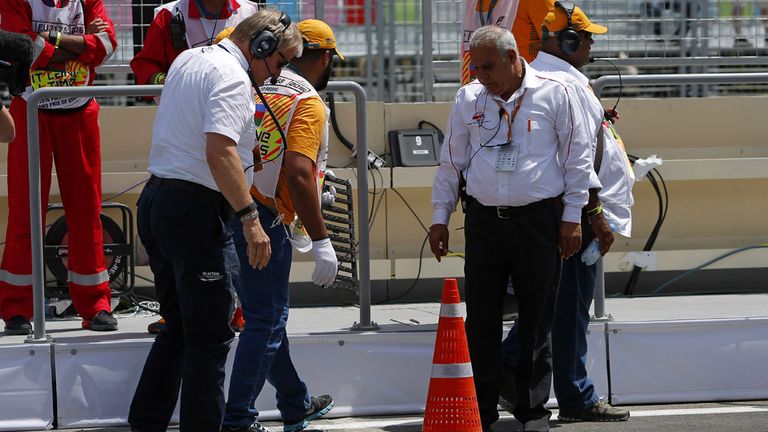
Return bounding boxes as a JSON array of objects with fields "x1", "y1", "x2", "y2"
[{"x1": 128, "y1": 9, "x2": 302, "y2": 432}]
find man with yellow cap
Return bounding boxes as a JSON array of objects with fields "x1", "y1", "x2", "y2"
[
  {"x1": 499, "y1": 1, "x2": 633, "y2": 424},
  {"x1": 221, "y1": 18, "x2": 343, "y2": 432}
]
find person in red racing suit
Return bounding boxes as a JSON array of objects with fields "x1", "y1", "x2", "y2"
[{"x1": 0, "y1": 0, "x2": 118, "y2": 334}]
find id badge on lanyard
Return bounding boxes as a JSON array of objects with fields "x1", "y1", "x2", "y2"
[{"x1": 494, "y1": 93, "x2": 524, "y2": 172}]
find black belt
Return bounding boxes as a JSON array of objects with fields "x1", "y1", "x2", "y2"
[
  {"x1": 148, "y1": 175, "x2": 225, "y2": 203},
  {"x1": 468, "y1": 196, "x2": 554, "y2": 220}
]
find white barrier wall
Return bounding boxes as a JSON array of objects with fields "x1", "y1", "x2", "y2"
[
  {"x1": 608, "y1": 318, "x2": 768, "y2": 405},
  {"x1": 0, "y1": 343, "x2": 54, "y2": 431}
]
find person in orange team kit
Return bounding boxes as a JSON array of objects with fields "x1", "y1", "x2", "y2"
[
  {"x1": 0, "y1": 0, "x2": 119, "y2": 335},
  {"x1": 460, "y1": 0, "x2": 552, "y2": 84}
]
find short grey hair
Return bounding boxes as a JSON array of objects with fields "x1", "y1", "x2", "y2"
[
  {"x1": 230, "y1": 9, "x2": 303, "y2": 57},
  {"x1": 469, "y1": 25, "x2": 518, "y2": 58}
]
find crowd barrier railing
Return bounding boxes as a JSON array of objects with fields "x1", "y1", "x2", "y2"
[{"x1": 25, "y1": 81, "x2": 373, "y2": 342}]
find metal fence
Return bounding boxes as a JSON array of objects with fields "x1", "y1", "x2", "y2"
[{"x1": 4, "y1": 0, "x2": 768, "y2": 103}]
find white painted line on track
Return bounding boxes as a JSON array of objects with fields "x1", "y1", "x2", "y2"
[
  {"x1": 628, "y1": 406, "x2": 768, "y2": 417},
  {"x1": 310, "y1": 405, "x2": 768, "y2": 430}
]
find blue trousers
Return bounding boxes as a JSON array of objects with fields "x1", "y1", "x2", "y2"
[
  {"x1": 501, "y1": 255, "x2": 599, "y2": 410},
  {"x1": 129, "y1": 177, "x2": 237, "y2": 432},
  {"x1": 223, "y1": 204, "x2": 310, "y2": 427}
]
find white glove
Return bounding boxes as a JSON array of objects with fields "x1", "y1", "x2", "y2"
[
  {"x1": 311, "y1": 238, "x2": 338, "y2": 287},
  {"x1": 321, "y1": 185, "x2": 337, "y2": 207}
]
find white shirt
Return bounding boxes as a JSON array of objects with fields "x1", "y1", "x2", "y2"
[
  {"x1": 148, "y1": 38, "x2": 256, "y2": 191},
  {"x1": 531, "y1": 52, "x2": 635, "y2": 236},
  {"x1": 432, "y1": 61, "x2": 594, "y2": 225}
]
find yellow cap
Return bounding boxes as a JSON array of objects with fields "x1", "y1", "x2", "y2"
[
  {"x1": 214, "y1": 26, "x2": 235, "y2": 44},
  {"x1": 543, "y1": 5, "x2": 607, "y2": 35},
  {"x1": 296, "y1": 19, "x2": 344, "y2": 60}
]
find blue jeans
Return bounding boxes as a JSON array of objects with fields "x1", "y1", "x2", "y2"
[
  {"x1": 223, "y1": 204, "x2": 310, "y2": 427},
  {"x1": 501, "y1": 256, "x2": 599, "y2": 410},
  {"x1": 129, "y1": 177, "x2": 237, "y2": 432}
]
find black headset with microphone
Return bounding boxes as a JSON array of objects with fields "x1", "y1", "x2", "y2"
[
  {"x1": 543, "y1": 1, "x2": 581, "y2": 55},
  {"x1": 249, "y1": 12, "x2": 291, "y2": 59}
]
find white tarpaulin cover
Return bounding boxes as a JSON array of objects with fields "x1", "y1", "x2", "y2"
[
  {"x1": 0, "y1": 343, "x2": 54, "y2": 431},
  {"x1": 53, "y1": 331, "x2": 437, "y2": 427},
  {"x1": 608, "y1": 318, "x2": 768, "y2": 404},
  {"x1": 55, "y1": 339, "x2": 157, "y2": 428}
]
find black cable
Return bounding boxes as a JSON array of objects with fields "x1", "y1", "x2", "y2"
[
  {"x1": 623, "y1": 154, "x2": 669, "y2": 295},
  {"x1": 389, "y1": 187, "x2": 429, "y2": 234},
  {"x1": 651, "y1": 245, "x2": 768, "y2": 295},
  {"x1": 591, "y1": 58, "x2": 622, "y2": 120},
  {"x1": 327, "y1": 92, "x2": 355, "y2": 151},
  {"x1": 374, "y1": 232, "x2": 429, "y2": 304},
  {"x1": 417, "y1": 119, "x2": 444, "y2": 144},
  {"x1": 103, "y1": 177, "x2": 149, "y2": 201},
  {"x1": 254, "y1": 84, "x2": 288, "y2": 164}
]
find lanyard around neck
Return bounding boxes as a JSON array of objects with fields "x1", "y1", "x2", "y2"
[{"x1": 494, "y1": 90, "x2": 525, "y2": 142}]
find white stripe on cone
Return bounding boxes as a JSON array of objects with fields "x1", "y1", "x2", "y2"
[
  {"x1": 431, "y1": 362, "x2": 474, "y2": 378},
  {"x1": 438, "y1": 303, "x2": 465, "y2": 318}
]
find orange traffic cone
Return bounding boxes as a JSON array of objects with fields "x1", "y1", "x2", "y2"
[{"x1": 422, "y1": 278, "x2": 482, "y2": 432}]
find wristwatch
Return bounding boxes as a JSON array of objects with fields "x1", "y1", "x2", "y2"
[
  {"x1": 235, "y1": 201, "x2": 258, "y2": 218},
  {"x1": 48, "y1": 31, "x2": 61, "y2": 48}
]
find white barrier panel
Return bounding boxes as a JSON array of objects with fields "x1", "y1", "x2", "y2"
[
  {"x1": 608, "y1": 318, "x2": 768, "y2": 405},
  {"x1": 53, "y1": 330, "x2": 436, "y2": 427},
  {"x1": 251, "y1": 330, "x2": 435, "y2": 420},
  {"x1": 55, "y1": 339, "x2": 162, "y2": 428},
  {"x1": 0, "y1": 343, "x2": 54, "y2": 431}
]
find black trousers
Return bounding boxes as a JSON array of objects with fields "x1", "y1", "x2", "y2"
[
  {"x1": 463, "y1": 199, "x2": 561, "y2": 427},
  {"x1": 129, "y1": 176, "x2": 238, "y2": 432}
]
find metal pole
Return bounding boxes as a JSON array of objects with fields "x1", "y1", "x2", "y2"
[
  {"x1": 592, "y1": 257, "x2": 609, "y2": 320},
  {"x1": 315, "y1": 0, "x2": 325, "y2": 20},
  {"x1": 592, "y1": 72, "x2": 768, "y2": 97},
  {"x1": 421, "y1": 0, "x2": 433, "y2": 101},
  {"x1": 25, "y1": 85, "x2": 162, "y2": 342},
  {"x1": 326, "y1": 81, "x2": 375, "y2": 330},
  {"x1": 387, "y1": 0, "x2": 396, "y2": 102},
  {"x1": 364, "y1": 0, "x2": 373, "y2": 98},
  {"x1": 376, "y1": 0, "x2": 385, "y2": 100}
]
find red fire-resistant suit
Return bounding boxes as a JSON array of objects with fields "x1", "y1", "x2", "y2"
[{"x1": 0, "y1": 0, "x2": 117, "y2": 323}]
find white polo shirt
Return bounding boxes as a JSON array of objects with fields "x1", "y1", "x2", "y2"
[
  {"x1": 148, "y1": 38, "x2": 256, "y2": 191},
  {"x1": 531, "y1": 52, "x2": 635, "y2": 236},
  {"x1": 432, "y1": 61, "x2": 594, "y2": 225}
]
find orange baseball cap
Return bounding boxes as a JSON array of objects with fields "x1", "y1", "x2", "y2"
[
  {"x1": 296, "y1": 19, "x2": 344, "y2": 60},
  {"x1": 543, "y1": 5, "x2": 608, "y2": 34}
]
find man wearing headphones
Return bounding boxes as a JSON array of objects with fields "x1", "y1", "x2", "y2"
[
  {"x1": 221, "y1": 18, "x2": 341, "y2": 432},
  {"x1": 131, "y1": 0, "x2": 260, "y2": 336},
  {"x1": 127, "y1": 10, "x2": 302, "y2": 432},
  {"x1": 499, "y1": 2, "x2": 633, "y2": 424},
  {"x1": 430, "y1": 24, "x2": 593, "y2": 432}
]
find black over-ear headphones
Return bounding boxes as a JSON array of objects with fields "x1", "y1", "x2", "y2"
[
  {"x1": 554, "y1": 1, "x2": 581, "y2": 55},
  {"x1": 249, "y1": 12, "x2": 291, "y2": 59}
]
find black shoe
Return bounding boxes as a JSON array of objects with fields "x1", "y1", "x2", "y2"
[
  {"x1": 221, "y1": 422, "x2": 270, "y2": 432},
  {"x1": 283, "y1": 395, "x2": 334, "y2": 432},
  {"x1": 83, "y1": 310, "x2": 118, "y2": 331},
  {"x1": 558, "y1": 399, "x2": 630, "y2": 422},
  {"x1": 522, "y1": 417, "x2": 550, "y2": 432},
  {"x1": 5, "y1": 315, "x2": 32, "y2": 335},
  {"x1": 498, "y1": 368, "x2": 516, "y2": 414}
]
